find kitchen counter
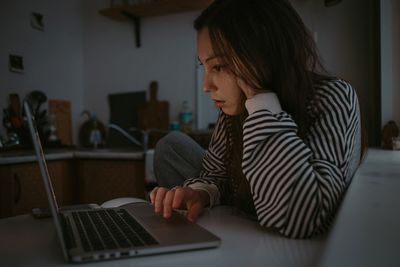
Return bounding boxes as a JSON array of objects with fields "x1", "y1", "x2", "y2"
[{"x1": 0, "y1": 148, "x2": 144, "y2": 165}]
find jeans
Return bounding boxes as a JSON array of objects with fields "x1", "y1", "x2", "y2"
[{"x1": 153, "y1": 131, "x2": 206, "y2": 188}]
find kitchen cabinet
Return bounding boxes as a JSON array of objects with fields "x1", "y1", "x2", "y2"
[
  {"x1": 0, "y1": 150, "x2": 146, "y2": 219},
  {"x1": 0, "y1": 160, "x2": 74, "y2": 218},
  {"x1": 75, "y1": 158, "x2": 145, "y2": 205}
]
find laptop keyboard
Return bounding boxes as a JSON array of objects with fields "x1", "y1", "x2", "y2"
[{"x1": 71, "y1": 209, "x2": 158, "y2": 252}]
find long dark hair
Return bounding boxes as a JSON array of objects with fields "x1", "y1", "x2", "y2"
[
  {"x1": 194, "y1": 0, "x2": 336, "y2": 214},
  {"x1": 195, "y1": 0, "x2": 331, "y2": 138}
]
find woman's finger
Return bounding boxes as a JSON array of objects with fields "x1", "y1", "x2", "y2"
[
  {"x1": 172, "y1": 187, "x2": 186, "y2": 209},
  {"x1": 186, "y1": 201, "x2": 203, "y2": 222},
  {"x1": 154, "y1": 187, "x2": 168, "y2": 213},
  {"x1": 163, "y1": 189, "x2": 176, "y2": 219},
  {"x1": 236, "y1": 78, "x2": 254, "y2": 98},
  {"x1": 149, "y1": 187, "x2": 159, "y2": 204}
]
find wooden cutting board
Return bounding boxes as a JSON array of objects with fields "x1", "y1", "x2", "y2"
[
  {"x1": 9, "y1": 93, "x2": 23, "y2": 129},
  {"x1": 137, "y1": 81, "x2": 169, "y2": 131}
]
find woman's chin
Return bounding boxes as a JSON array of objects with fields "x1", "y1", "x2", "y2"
[{"x1": 222, "y1": 107, "x2": 243, "y2": 116}]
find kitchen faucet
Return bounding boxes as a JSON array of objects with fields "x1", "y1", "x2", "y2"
[
  {"x1": 108, "y1": 123, "x2": 169, "y2": 153},
  {"x1": 107, "y1": 123, "x2": 147, "y2": 151}
]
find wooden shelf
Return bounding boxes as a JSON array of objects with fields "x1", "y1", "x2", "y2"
[{"x1": 99, "y1": 0, "x2": 213, "y2": 21}]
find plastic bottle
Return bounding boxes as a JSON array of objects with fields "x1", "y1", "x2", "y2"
[
  {"x1": 89, "y1": 114, "x2": 102, "y2": 149},
  {"x1": 179, "y1": 101, "x2": 193, "y2": 133},
  {"x1": 169, "y1": 121, "x2": 180, "y2": 131}
]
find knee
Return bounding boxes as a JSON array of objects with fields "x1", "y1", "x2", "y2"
[
  {"x1": 155, "y1": 131, "x2": 187, "y2": 155},
  {"x1": 153, "y1": 132, "x2": 188, "y2": 187}
]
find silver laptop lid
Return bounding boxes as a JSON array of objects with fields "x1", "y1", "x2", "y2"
[{"x1": 24, "y1": 101, "x2": 69, "y2": 260}]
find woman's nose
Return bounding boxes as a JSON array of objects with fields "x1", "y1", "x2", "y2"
[{"x1": 202, "y1": 74, "x2": 215, "y2": 92}]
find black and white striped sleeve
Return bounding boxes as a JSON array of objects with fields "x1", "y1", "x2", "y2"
[
  {"x1": 183, "y1": 113, "x2": 229, "y2": 206},
  {"x1": 242, "y1": 79, "x2": 361, "y2": 238}
]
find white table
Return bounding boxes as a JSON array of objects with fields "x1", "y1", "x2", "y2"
[
  {"x1": 0, "y1": 206, "x2": 326, "y2": 267},
  {"x1": 319, "y1": 149, "x2": 400, "y2": 267},
  {"x1": 1, "y1": 149, "x2": 399, "y2": 267}
]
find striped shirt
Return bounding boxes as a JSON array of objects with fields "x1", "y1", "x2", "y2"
[{"x1": 185, "y1": 79, "x2": 362, "y2": 238}]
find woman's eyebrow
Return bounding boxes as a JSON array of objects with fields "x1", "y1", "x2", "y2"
[
  {"x1": 205, "y1": 55, "x2": 219, "y2": 63},
  {"x1": 197, "y1": 55, "x2": 223, "y2": 65}
]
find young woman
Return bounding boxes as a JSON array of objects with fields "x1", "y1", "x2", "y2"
[{"x1": 150, "y1": 0, "x2": 365, "y2": 238}]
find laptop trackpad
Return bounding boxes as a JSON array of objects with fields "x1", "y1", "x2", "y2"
[{"x1": 123, "y1": 203, "x2": 213, "y2": 244}]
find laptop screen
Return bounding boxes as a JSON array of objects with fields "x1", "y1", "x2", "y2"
[{"x1": 24, "y1": 101, "x2": 69, "y2": 260}]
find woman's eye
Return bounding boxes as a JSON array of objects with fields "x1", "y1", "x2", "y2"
[{"x1": 212, "y1": 65, "x2": 225, "y2": 72}]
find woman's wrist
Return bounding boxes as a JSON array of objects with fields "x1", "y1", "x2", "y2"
[
  {"x1": 195, "y1": 189, "x2": 211, "y2": 207},
  {"x1": 187, "y1": 182, "x2": 220, "y2": 207},
  {"x1": 245, "y1": 92, "x2": 282, "y2": 115}
]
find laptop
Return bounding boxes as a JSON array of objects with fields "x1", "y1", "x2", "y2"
[{"x1": 23, "y1": 101, "x2": 220, "y2": 263}]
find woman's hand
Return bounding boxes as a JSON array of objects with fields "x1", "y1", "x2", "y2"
[
  {"x1": 149, "y1": 186, "x2": 209, "y2": 222},
  {"x1": 236, "y1": 78, "x2": 269, "y2": 99}
]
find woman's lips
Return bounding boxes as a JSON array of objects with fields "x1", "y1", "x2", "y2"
[{"x1": 214, "y1": 100, "x2": 225, "y2": 108}]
